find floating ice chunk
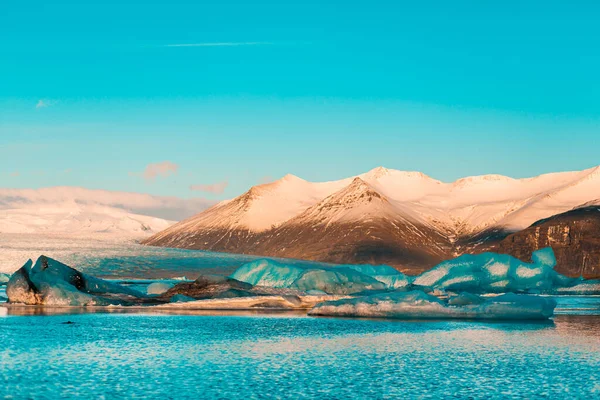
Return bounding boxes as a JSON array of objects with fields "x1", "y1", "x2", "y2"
[
  {"x1": 230, "y1": 259, "x2": 306, "y2": 288},
  {"x1": 170, "y1": 294, "x2": 196, "y2": 303},
  {"x1": 290, "y1": 268, "x2": 385, "y2": 295},
  {"x1": 5, "y1": 260, "x2": 40, "y2": 305},
  {"x1": 6, "y1": 256, "x2": 148, "y2": 306},
  {"x1": 155, "y1": 294, "x2": 350, "y2": 310},
  {"x1": 531, "y1": 247, "x2": 557, "y2": 267},
  {"x1": 230, "y1": 259, "x2": 386, "y2": 295},
  {"x1": 447, "y1": 292, "x2": 485, "y2": 306},
  {"x1": 412, "y1": 248, "x2": 571, "y2": 293},
  {"x1": 147, "y1": 282, "x2": 174, "y2": 295},
  {"x1": 552, "y1": 280, "x2": 600, "y2": 295},
  {"x1": 344, "y1": 265, "x2": 410, "y2": 289},
  {"x1": 309, "y1": 290, "x2": 556, "y2": 320}
]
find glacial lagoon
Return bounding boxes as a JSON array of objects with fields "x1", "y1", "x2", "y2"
[{"x1": 1, "y1": 246, "x2": 600, "y2": 399}]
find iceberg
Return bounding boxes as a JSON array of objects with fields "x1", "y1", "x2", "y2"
[
  {"x1": 230, "y1": 259, "x2": 386, "y2": 295},
  {"x1": 6, "y1": 256, "x2": 149, "y2": 306},
  {"x1": 343, "y1": 264, "x2": 411, "y2": 289},
  {"x1": 309, "y1": 290, "x2": 557, "y2": 320},
  {"x1": 229, "y1": 259, "x2": 305, "y2": 288},
  {"x1": 412, "y1": 247, "x2": 584, "y2": 294},
  {"x1": 0, "y1": 272, "x2": 10, "y2": 284},
  {"x1": 229, "y1": 249, "x2": 597, "y2": 296},
  {"x1": 147, "y1": 282, "x2": 174, "y2": 295},
  {"x1": 551, "y1": 280, "x2": 600, "y2": 295}
]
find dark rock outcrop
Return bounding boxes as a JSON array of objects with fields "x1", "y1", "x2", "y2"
[
  {"x1": 488, "y1": 206, "x2": 600, "y2": 278},
  {"x1": 158, "y1": 274, "x2": 256, "y2": 301}
]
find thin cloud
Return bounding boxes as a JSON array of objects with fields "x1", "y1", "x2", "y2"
[
  {"x1": 130, "y1": 161, "x2": 179, "y2": 182},
  {"x1": 10, "y1": 171, "x2": 20, "y2": 177},
  {"x1": 35, "y1": 99, "x2": 57, "y2": 109},
  {"x1": 165, "y1": 42, "x2": 273, "y2": 47},
  {"x1": 190, "y1": 181, "x2": 229, "y2": 194}
]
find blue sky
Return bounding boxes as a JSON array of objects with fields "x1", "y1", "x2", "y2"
[{"x1": 1, "y1": 0, "x2": 599, "y2": 200}]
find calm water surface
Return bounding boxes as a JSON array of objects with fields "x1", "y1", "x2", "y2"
[{"x1": 1, "y1": 311, "x2": 599, "y2": 399}]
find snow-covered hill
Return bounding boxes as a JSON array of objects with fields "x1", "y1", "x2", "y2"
[
  {"x1": 0, "y1": 202, "x2": 173, "y2": 237},
  {"x1": 148, "y1": 165, "x2": 600, "y2": 237},
  {"x1": 0, "y1": 187, "x2": 213, "y2": 239},
  {"x1": 143, "y1": 165, "x2": 600, "y2": 270}
]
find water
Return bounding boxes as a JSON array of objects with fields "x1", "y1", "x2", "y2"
[
  {"x1": 0, "y1": 311, "x2": 599, "y2": 399},
  {"x1": 2, "y1": 236, "x2": 600, "y2": 398}
]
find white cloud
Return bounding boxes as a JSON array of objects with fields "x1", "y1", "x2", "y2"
[
  {"x1": 130, "y1": 161, "x2": 179, "y2": 182},
  {"x1": 35, "y1": 99, "x2": 57, "y2": 109},
  {"x1": 165, "y1": 42, "x2": 273, "y2": 47},
  {"x1": 190, "y1": 181, "x2": 229, "y2": 194}
]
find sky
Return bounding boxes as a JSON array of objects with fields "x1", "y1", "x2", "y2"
[{"x1": 1, "y1": 0, "x2": 599, "y2": 201}]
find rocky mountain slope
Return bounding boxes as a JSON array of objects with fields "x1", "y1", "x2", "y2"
[
  {"x1": 143, "y1": 166, "x2": 600, "y2": 276},
  {"x1": 488, "y1": 205, "x2": 600, "y2": 278}
]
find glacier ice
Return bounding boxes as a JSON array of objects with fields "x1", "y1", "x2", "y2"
[
  {"x1": 6, "y1": 256, "x2": 149, "y2": 306},
  {"x1": 412, "y1": 247, "x2": 585, "y2": 294},
  {"x1": 228, "y1": 248, "x2": 596, "y2": 296},
  {"x1": 343, "y1": 264, "x2": 411, "y2": 289},
  {"x1": 289, "y1": 268, "x2": 385, "y2": 294},
  {"x1": 229, "y1": 259, "x2": 306, "y2": 288},
  {"x1": 309, "y1": 290, "x2": 557, "y2": 320},
  {"x1": 230, "y1": 259, "x2": 387, "y2": 295},
  {"x1": 147, "y1": 282, "x2": 174, "y2": 295}
]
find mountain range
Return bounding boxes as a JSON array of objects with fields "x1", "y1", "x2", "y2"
[
  {"x1": 0, "y1": 187, "x2": 213, "y2": 238},
  {"x1": 143, "y1": 166, "x2": 600, "y2": 277}
]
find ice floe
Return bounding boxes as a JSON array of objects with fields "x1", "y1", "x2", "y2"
[
  {"x1": 6, "y1": 256, "x2": 149, "y2": 306},
  {"x1": 230, "y1": 259, "x2": 406, "y2": 294},
  {"x1": 309, "y1": 290, "x2": 557, "y2": 320}
]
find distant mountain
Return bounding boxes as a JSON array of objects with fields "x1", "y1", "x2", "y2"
[
  {"x1": 0, "y1": 187, "x2": 214, "y2": 238},
  {"x1": 0, "y1": 186, "x2": 214, "y2": 221},
  {"x1": 143, "y1": 166, "x2": 600, "y2": 276},
  {"x1": 0, "y1": 202, "x2": 174, "y2": 238}
]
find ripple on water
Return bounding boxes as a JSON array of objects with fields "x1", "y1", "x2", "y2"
[{"x1": 1, "y1": 313, "x2": 599, "y2": 399}]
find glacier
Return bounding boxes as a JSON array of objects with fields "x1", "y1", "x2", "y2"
[
  {"x1": 6, "y1": 256, "x2": 149, "y2": 306},
  {"x1": 308, "y1": 290, "x2": 557, "y2": 320}
]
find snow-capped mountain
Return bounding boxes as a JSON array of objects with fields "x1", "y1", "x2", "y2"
[
  {"x1": 0, "y1": 187, "x2": 213, "y2": 238},
  {"x1": 0, "y1": 202, "x2": 173, "y2": 237},
  {"x1": 143, "y1": 166, "x2": 600, "y2": 271}
]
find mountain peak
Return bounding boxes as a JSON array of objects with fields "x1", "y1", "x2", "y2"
[
  {"x1": 317, "y1": 177, "x2": 387, "y2": 209},
  {"x1": 364, "y1": 166, "x2": 390, "y2": 179},
  {"x1": 363, "y1": 167, "x2": 432, "y2": 181}
]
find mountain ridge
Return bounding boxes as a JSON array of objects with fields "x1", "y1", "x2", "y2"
[{"x1": 142, "y1": 166, "x2": 600, "y2": 275}]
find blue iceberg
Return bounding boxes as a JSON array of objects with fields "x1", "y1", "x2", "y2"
[
  {"x1": 230, "y1": 259, "x2": 391, "y2": 295},
  {"x1": 309, "y1": 290, "x2": 557, "y2": 320},
  {"x1": 412, "y1": 247, "x2": 584, "y2": 294},
  {"x1": 6, "y1": 256, "x2": 149, "y2": 306},
  {"x1": 229, "y1": 259, "x2": 306, "y2": 288}
]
